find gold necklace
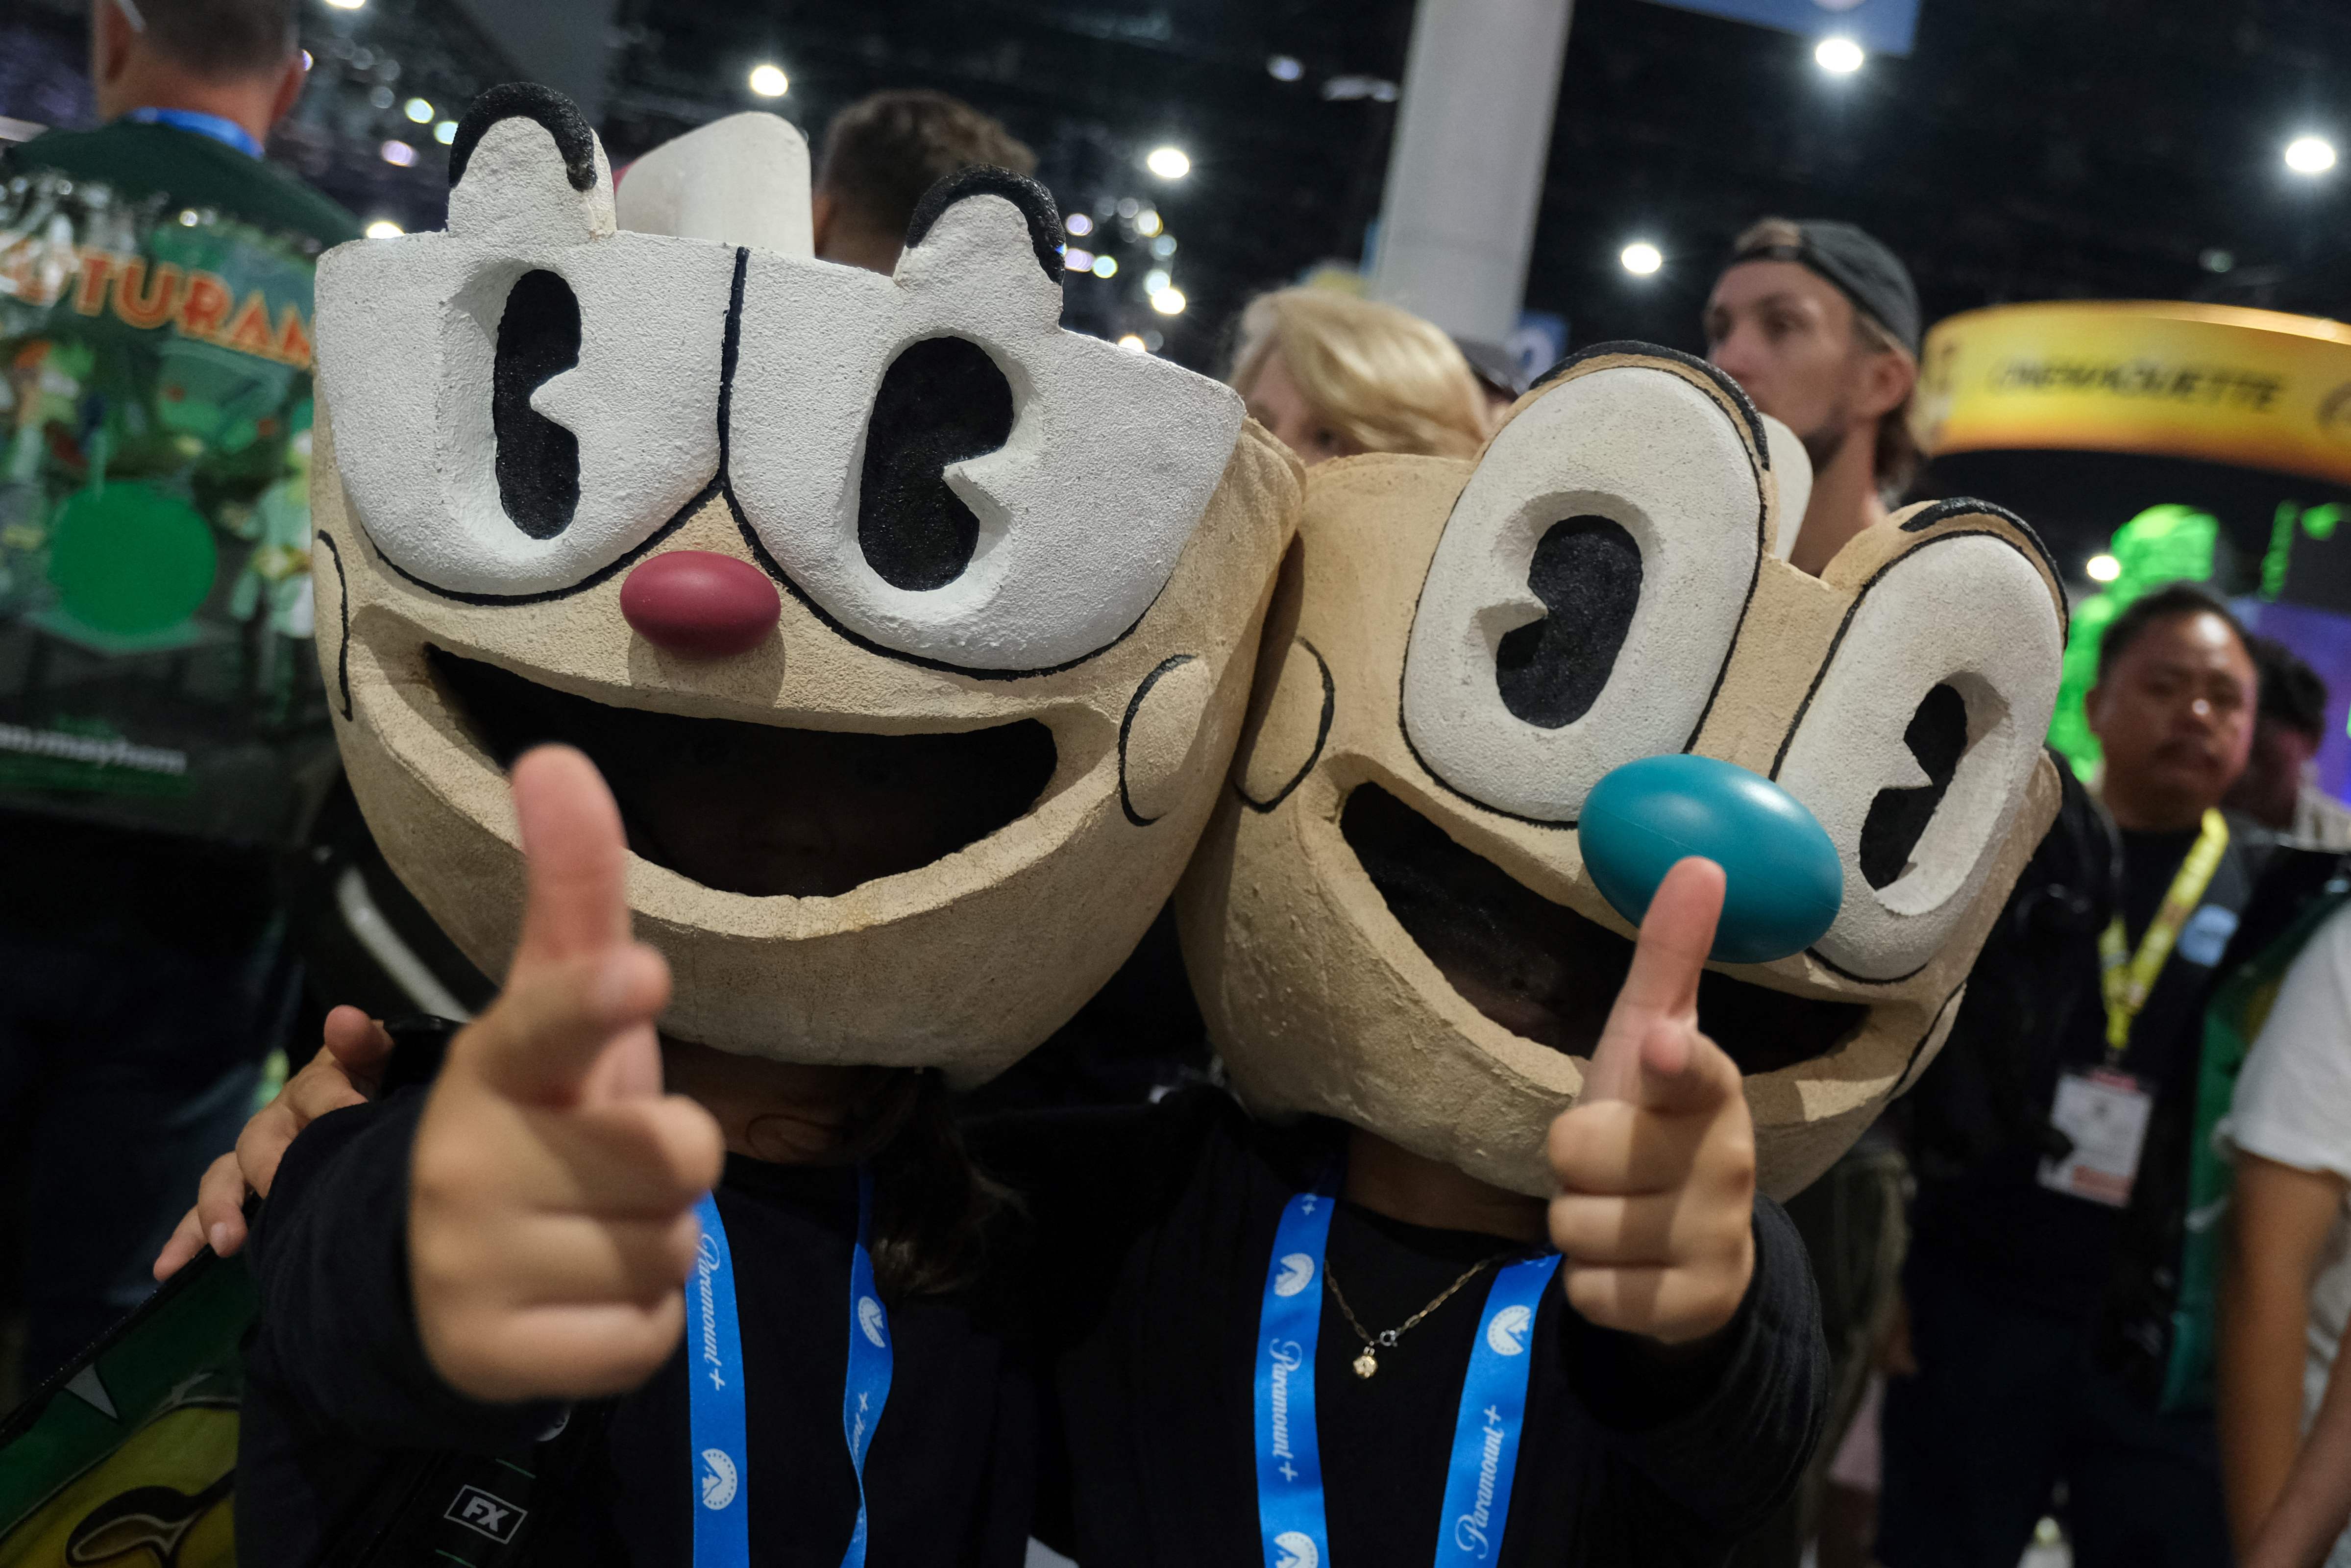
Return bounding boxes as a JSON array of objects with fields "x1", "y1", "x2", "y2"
[{"x1": 1324, "y1": 1254, "x2": 1506, "y2": 1379}]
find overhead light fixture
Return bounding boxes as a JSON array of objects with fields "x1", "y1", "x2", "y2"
[
  {"x1": 2286, "y1": 135, "x2": 2337, "y2": 175},
  {"x1": 1135, "y1": 208, "x2": 1163, "y2": 237},
  {"x1": 402, "y1": 97, "x2": 433, "y2": 123},
  {"x1": 2085, "y1": 553, "x2": 2122, "y2": 583},
  {"x1": 365, "y1": 218, "x2": 404, "y2": 238},
  {"x1": 1151, "y1": 287, "x2": 1187, "y2": 316},
  {"x1": 1091, "y1": 254, "x2": 1119, "y2": 279},
  {"x1": 1117, "y1": 333, "x2": 1149, "y2": 352},
  {"x1": 1268, "y1": 55, "x2": 1303, "y2": 83},
  {"x1": 379, "y1": 139, "x2": 417, "y2": 167},
  {"x1": 1064, "y1": 247, "x2": 1095, "y2": 272},
  {"x1": 748, "y1": 63, "x2": 788, "y2": 98},
  {"x1": 434, "y1": 120, "x2": 457, "y2": 146},
  {"x1": 1814, "y1": 36, "x2": 1864, "y2": 74},
  {"x1": 1065, "y1": 212, "x2": 1094, "y2": 237},
  {"x1": 1146, "y1": 146, "x2": 1191, "y2": 180},
  {"x1": 322, "y1": 0, "x2": 365, "y2": 10},
  {"x1": 1620, "y1": 241, "x2": 1663, "y2": 275}
]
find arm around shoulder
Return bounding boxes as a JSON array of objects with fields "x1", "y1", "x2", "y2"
[{"x1": 244, "y1": 1090, "x2": 565, "y2": 1453}]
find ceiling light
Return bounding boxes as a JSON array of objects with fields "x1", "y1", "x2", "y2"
[
  {"x1": 2085, "y1": 553, "x2": 2122, "y2": 583},
  {"x1": 322, "y1": 0, "x2": 364, "y2": 10},
  {"x1": 2286, "y1": 135, "x2": 2337, "y2": 175},
  {"x1": 1064, "y1": 247, "x2": 1095, "y2": 272},
  {"x1": 1814, "y1": 36, "x2": 1864, "y2": 74},
  {"x1": 1135, "y1": 208, "x2": 1162, "y2": 236},
  {"x1": 434, "y1": 120, "x2": 457, "y2": 145},
  {"x1": 748, "y1": 63, "x2": 788, "y2": 98},
  {"x1": 1066, "y1": 212, "x2": 1094, "y2": 237},
  {"x1": 1151, "y1": 287, "x2": 1187, "y2": 316},
  {"x1": 402, "y1": 97, "x2": 433, "y2": 123},
  {"x1": 1620, "y1": 241, "x2": 1663, "y2": 275},
  {"x1": 1091, "y1": 254, "x2": 1119, "y2": 278},
  {"x1": 379, "y1": 140, "x2": 416, "y2": 167},
  {"x1": 1117, "y1": 333, "x2": 1149, "y2": 352},
  {"x1": 1146, "y1": 146, "x2": 1191, "y2": 180},
  {"x1": 1268, "y1": 55, "x2": 1303, "y2": 83},
  {"x1": 365, "y1": 219, "x2": 404, "y2": 238}
]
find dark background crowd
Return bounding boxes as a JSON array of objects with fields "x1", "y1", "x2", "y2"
[{"x1": 11, "y1": 2, "x2": 2351, "y2": 1567}]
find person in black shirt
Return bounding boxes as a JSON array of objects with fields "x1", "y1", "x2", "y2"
[
  {"x1": 226, "y1": 757, "x2": 1818, "y2": 1566},
  {"x1": 1882, "y1": 583, "x2": 2267, "y2": 1568}
]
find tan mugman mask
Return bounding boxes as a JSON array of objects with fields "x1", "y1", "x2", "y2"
[
  {"x1": 310, "y1": 87, "x2": 1298, "y2": 1081},
  {"x1": 1177, "y1": 345, "x2": 2064, "y2": 1198}
]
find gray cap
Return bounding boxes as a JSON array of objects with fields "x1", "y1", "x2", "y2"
[{"x1": 1730, "y1": 220, "x2": 1920, "y2": 357}]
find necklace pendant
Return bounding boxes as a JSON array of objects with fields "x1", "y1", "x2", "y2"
[{"x1": 1353, "y1": 1349, "x2": 1379, "y2": 1379}]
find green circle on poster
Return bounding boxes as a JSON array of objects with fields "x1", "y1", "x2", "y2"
[{"x1": 47, "y1": 484, "x2": 218, "y2": 637}]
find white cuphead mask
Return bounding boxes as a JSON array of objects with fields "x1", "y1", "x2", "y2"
[
  {"x1": 310, "y1": 85, "x2": 1299, "y2": 1080},
  {"x1": 1176, "y1": 344, "x2": 2064, "y2": 1199}
]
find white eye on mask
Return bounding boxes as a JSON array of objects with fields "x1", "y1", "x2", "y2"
[{"x1": 724, "y1": 177, "x2": 1242, "y2": 676}]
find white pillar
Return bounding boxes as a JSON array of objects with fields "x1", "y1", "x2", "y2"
[{"x1": 1369, "y1": 0, "x2": 1574, "y2": 344}]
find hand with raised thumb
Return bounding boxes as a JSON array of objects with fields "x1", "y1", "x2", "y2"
[
  {"x1": 1545, "y1": 858, "x2": 1758, "y2": 1348},
  {"x1": 408, "y1": 745, "x2": 725, "y2": 1401}
]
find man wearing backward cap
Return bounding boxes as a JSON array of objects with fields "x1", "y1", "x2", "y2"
[{"x1": 1706, "y1": 217, "x2": 1924, "y2": 579}]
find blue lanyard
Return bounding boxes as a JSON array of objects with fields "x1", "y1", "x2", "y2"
[
  {"x1": 687, "y1": 1169, "x2": 894, "y2": 1568},
  {"x1": 1253, "y1": 1183, "x2": 1563, "y2": 1568},
  {"x1": 122, "y1": 107, "x2": 263, "y2": 159}
]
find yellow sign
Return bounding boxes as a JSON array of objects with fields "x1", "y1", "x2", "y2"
[{"x1": 1918, "y1": 301, "x2": 2351, "y2": 488}]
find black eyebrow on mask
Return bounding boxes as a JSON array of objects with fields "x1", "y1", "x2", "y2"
[{"x1": 448, "y1": 82, "x2": 600, "y2": 194}]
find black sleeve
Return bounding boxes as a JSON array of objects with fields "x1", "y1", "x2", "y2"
[
  {"x1": 1562, "y1": 1192, "x2": 1827, "y2": 1538},
  {"x1": 244, "y1": 1089, "x2": 565, "y2": 1453}
]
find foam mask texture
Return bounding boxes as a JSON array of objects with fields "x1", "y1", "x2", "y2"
[
  {"x1": 1176, "y1": 345, "x2": 2065, "y2": 1199},
  {"x1": 310, "y1": 89, "x2": 1301, "y2": 1078}
]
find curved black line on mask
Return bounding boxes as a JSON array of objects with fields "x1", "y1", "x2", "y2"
[
  {"x1": 905, "y1": 166, "x2": 1065, "y2": 283},
  {"x1": 1529, "y1": 340, "x2": 1770, "y2": 466},
  {"x1": 1236, "y1": 637, "x2": 1335, "y2": 815},
  {"x1": 315, "y1": 530, "x2": 352, "y2": 721},
  {"x1": 1118, "y1": 654, "x2": 1200, "y2": 827},
  {"x1": 449, "y1": 83, "x2": 599, "y2": 193}
]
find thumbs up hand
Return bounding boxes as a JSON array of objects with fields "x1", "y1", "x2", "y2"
[
  {"x1": 1546, "y1": 858, "x2": 1758, "y2": 1348},
  {"x1": 409, "y1": 745, "x2": 726, "y2": 1402}
]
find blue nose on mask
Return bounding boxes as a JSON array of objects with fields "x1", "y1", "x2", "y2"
[{"x1": 1579, "y1": 753, "x2": 1843, "y2": 965}]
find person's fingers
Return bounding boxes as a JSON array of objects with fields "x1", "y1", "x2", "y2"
[
  {"x1": 196, "y1": 1149, "x2": 254, "y2": 1250},
  {"x1": 153, "y1": 1204, "x2": 208, "y2": 1281},
  {"x1": 424, "y1": 1295, "x2": 689, "y2": 1402},
  {"x1": 1546, "y1": 1101, "x2": 1711, "y2": 1196},
  {"x1": 1628, "y1": 1023, "x2": 1744, "y2": 1119},
  {"x1": 432, "y1": 1211, "x2": 704, "y2": 1311},
  {"x1": 413, "y1": 1092, "x2": 723, "y2": 1221},
  {"x1": 510, "y1": 745, "x2": 634, "y2": 973},
  {"x1": 321, "y1": 1005, "x2": 396, "y2": 1092},
  {"x1": 1548, "y1": 1188, "x2": 1752, "y2": 1267},
  {"x1": 1583, "y1": 858, "x2": 1724, "y2": 1103},
  {"x1": 456, "y1": 946, "x2": 671, "y2": 1107},
  {"x1": 1560, "y1": 1254, "x2": 1752, "y2": 1346}
]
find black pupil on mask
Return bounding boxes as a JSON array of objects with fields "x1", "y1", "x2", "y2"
[
  {"x1": 492, "y1": 268, "x2": 582, "y2": 541},
  {"x1": 858, "y1": 336, "x2": 1015, "y2": 592},
  {"x1": 1494, "y1": 515, "x2": 1643, "y2": 729},
  {"x1": 1859, "y1": 682, "x2": 1969, "y2": 890}
]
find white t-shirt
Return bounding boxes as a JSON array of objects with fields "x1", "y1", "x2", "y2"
[{"x1": 2228, "y1": 902, "x2": 2351, "y2": 1566}]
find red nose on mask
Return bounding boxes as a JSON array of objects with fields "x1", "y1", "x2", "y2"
[{"x1": 619, "y1": 550, "x2": 781, "y2": 657}]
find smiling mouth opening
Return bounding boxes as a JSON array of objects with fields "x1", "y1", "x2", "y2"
[
  {"x1": 1341, "y1": 784, "x2": 1866, "y2": 1074},
  {"x1": 431, "y1": 648, "x2": 1058, "y2": 899}
]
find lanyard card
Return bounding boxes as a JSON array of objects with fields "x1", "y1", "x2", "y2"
[{"x1": 2037, "y1": 1068, "x2": 2154, "y2": 1207}]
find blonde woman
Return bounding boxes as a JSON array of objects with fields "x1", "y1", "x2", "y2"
[{"x1": 1227, "y1": 286, "x2": 1494, "y2": 465}]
